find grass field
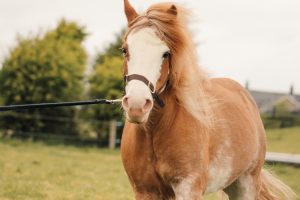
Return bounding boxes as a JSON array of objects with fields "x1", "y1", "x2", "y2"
[
  {"x1": 0, "y1": 127, "x2": 299, "y2": 200},
  {"x1": 266, "y1": 126, "x2": 300, "y2": 154}
]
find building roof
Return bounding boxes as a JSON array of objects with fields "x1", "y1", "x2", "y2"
[{"x1": 249, "y1": 90, "x2": 300, "y2": 113}]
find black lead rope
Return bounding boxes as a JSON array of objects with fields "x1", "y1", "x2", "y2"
[{"x1": 0, "y1": 99, "x2": 122, "y2": 112}]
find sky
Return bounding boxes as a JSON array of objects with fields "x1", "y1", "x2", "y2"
[{"x1": 1, "y1": 0, "x2": 299, "y2": 93}]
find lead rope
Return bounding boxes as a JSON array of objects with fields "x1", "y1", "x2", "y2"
[{"x1": 0, "y1": 99, "x2": 122, "y2": 112}]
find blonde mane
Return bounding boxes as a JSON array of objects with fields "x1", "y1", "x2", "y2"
[{"x1": 124, "y1": 3, "x2": 213, "y2": 126}]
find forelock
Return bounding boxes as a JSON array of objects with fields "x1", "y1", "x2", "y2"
[{"x1": 124, "y1": 3, "x2": 188, "y2": 54}]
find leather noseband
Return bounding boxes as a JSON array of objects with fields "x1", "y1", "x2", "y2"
[
  {"x1": 124, "y1": 74, "x2": 165, "y2": 108},
  {"x1": 123, "y1": 53, "x2": 172, "y2": 108}
]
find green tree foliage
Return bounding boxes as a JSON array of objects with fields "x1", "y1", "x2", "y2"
[
  {"x1": 89, "y1": 56, "x2": 124, "y2": 121},
  {"x1": 84, "y1": 29, "x2": 125, "y2": 141},
  {"x1": 0, "y1": 19, "x2": 87, "y2": 135},
  {"x1": 275, "y1": 101, "x2": 292, "y2": 117},
  {"x1": 82, "y1": 30, "x2": 125, "y2": 142}
]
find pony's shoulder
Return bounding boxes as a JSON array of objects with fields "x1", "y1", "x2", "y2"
[
  {"x1": 206, "y1": 77, "x2": 258, "y2": 110},
  {"x1": 209, "y1": 78, "x2": 244, "y2": 91}
]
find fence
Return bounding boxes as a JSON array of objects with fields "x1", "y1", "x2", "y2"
[
  {"x1": 0, "y1": 120, "x2": 123, "y2": 149},
  {"x1": 266, "y1": 152, "x2": 300, "y2": 167}
]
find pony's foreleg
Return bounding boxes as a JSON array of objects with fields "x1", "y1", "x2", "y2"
[
  {"x1": 224, "y1": 174, "x2": 258, "y2": 200},
  {"x1": 134, "y1": 191, "x2": 163, "y2": 200},
  {"x1": 172, "y1": 176, "x2": 204, "y2": 200}
]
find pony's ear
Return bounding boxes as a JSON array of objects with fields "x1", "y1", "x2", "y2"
[
  {"x1": 124, "y1": 0, "x2": 138, "y2": 25},
  {"x1": 167, "y1": 5, "x2": 177, "y2": 16}
]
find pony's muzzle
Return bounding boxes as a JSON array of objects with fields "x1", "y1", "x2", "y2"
[{"x1": 122, "y1": 96, "x2": 153, "y2": 123}]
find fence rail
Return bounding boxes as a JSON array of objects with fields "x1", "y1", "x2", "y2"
[
  {"x1": 1, "y1": 131, "x2": 300, "y2": 166},
  {"x1": 266, "y1": 152, "x2": 300, "y2": 166}
]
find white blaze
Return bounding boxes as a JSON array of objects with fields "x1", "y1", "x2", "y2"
[{"x1": 126, "y1": 27, "x2": 169, "y2": 100}]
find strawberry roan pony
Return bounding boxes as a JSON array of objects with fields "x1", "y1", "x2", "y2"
[{"x1": 120, "y1": 0, "x2": 296, "y2": 199}]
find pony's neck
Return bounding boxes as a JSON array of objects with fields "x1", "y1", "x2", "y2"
[
  {"x1": 143, "y1": 90, "x2": 178, "y2": 134},
  {"x1": 143, "y1": 29, "x2": 212, "y2": 132}
]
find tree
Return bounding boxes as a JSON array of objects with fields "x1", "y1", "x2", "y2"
[
  {"x1": 89, "y1": 56, "x2": 124, "y2": 120},
  {"x1": 0, "y1": 19, "x2": 87, "y2": 135},
  {"x1": 275, "y1": 101, "x2": 290, "y2": 117},
  {"x1": 85, "y1": 30, "x2": 125, "y2": 144},
  {"x1": 88, "y1": 29, "x2": 125, "y2": 121}
]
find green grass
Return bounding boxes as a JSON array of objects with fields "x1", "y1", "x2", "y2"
[
  {"x1": 0, "y1": 140, "x2": 132, "y2": 200},
  {"x1": 0, "y1": 127, "x2": 299, "y2": 199},
  {"x1": 265, "y1": 126, "x2": 300, "y2": 199},
  {"x1": 265, "y1": 164, "x2": 300, "y2": 199},
  {"x1": 266, "y1": 126, "x2": 300, "y2": 154}
]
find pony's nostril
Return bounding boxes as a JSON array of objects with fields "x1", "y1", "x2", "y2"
[
  {"x1": 122, "y1": 97, "x2": 129, "y2": 109},
  {"x1": 143, "y1": 99, "x2": 153, "y2": 112},
  {"x1": 123, "y1": 96, "x2": 152, "y2": 113}
]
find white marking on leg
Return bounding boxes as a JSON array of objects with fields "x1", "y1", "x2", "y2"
[
  {"x1": 172, "y1": 176, "x2": 197, "y2": 200},
  {"x1": 237, "y1": 175, "x2": 255, "y2": 200},
  {"x1": 205, "y1": 140, "x2": 233, "y2": 194}
]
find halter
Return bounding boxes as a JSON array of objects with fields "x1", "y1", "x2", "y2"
[{"x1": 123, "y1": 53, "x2": 172, "y2": 108}]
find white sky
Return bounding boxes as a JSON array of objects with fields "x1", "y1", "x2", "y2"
[{"x1": 1, "y1": 0, "x2": 299, "y2": 93}]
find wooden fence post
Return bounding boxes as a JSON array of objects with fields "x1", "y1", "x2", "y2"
[{"x1": 109, "y1": 120, "x2": 117, "y2": 149}]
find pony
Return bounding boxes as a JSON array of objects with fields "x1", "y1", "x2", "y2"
[{"x1": 120, "y1": 0, "x2": 296, "y2": 199}]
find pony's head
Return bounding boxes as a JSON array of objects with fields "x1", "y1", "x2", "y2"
[{"x1": 121, "y1": 0, "x2": 179, "y2": 124}]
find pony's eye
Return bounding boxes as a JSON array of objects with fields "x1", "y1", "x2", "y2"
[
  {"x1": 162, "y1": 51, "x2": 170, "y2": 59},
  {"x1": 120, "y1": 48, "x2": 128, "y2": 56}
]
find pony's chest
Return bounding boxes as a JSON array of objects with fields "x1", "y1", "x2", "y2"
[
  {"x1": 123, "y1": 148, "x2": 176, "y2": 197},
  {"x1": 121, "y1": 134, "x2": 171, "y2": 192},
  {"x1": 127, "y1": 146, "x2": 176, "y2": 183}
]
